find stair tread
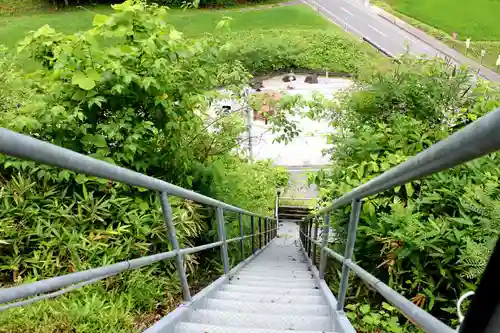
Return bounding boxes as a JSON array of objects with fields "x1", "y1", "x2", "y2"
[
  {"x1": 212, "y1": 291, "x2": 326, "y2": 305},
  {"x1": 205, "y1": 298, "x2": 329, "y2": 315},
  {"x1": 190, "y1": 309, "x2": 332, "y2": 331},
  {"x1": 229, "y1": 275, "x2": 314, "y2": 283},
  {"x1": 220, "y1": 284, "x2": 321, "y2": 296},
  {"x1": 228, "y1": 279, "x2": 316, "y2": 288},
  {"x1": 175, "y1": 322, "x2": 335, "y2": 333}
]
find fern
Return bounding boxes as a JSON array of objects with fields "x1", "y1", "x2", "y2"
[{"x1": 458, "y1": 238, "x2": 490, "y2": 280}]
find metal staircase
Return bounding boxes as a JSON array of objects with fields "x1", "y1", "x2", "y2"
[
  {"x1": 3, "y1": 107, "x2": 500, "y2": 333},
  {"x1": 171, "y1": 221, "x2": 334, "y2": 333}
]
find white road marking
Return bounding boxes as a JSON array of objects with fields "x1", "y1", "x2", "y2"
[
  {"x1": 340, "y1": 7, "x2": 354, "y2": 16},
  {"x1": 306, "y1": 0, "x2": 364, "y2": 36},
  {"x1": 368, "y1": 24, "x2": 387, "y2": 37}
]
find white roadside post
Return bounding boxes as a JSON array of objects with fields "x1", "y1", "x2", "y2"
[
  {"x1": 496, "y1": 54, "x2": 500, "y2": 72},
  {"x1": 465, "y1": 38, "x2": 471, "y2": 55}
]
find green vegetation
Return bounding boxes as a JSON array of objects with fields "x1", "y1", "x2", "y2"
[
  {"x1": 0, "y1": 0, "x2": 382, "y2": 331},
  {"x1": 383, "y1": 0, "x2": 500, "y2": 41},
  {"x1": 378, "y1": 0, "x2": 500, "y2": 71},
  {"x1": 0, "y1": 5, "x2": 332, "y2": 49},
  {"x1": 271, "y1": 56, "x2": 500, "y2": 331}
]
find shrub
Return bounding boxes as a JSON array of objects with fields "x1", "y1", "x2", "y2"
[
  {"x1": 219, "y1": 29, "x2": 383, "y2": 75},
  {"x1": 0, "y1": 2, "x2": 284, "y2": 331},
  {"x1": 308, "y1": 58, "x2": 500, "y2": 328}
]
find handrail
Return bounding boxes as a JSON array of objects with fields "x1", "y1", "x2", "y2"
[
  {"x1": 299, "y1": 107, "x2": 500, "y2": 333},
  {"x1": 0, "y1": 129, "x2": 269, "y2": 219},
  {"x1": 318, "y1": 107, "x2": 500, "y2": 214},
  {"x1": 0, "y1": 128, "x2": 277, "y2": 311}
]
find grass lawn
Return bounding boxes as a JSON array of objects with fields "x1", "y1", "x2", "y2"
[
  {"x1": 380, "y1": 0, "x2": 500, "y2": 73},
  {"x1": 0, "y1": 4, "x2": 333, "y2": 50},
  {"x1": 383, "y1": 0, "x2": 500, "y2": 41}
]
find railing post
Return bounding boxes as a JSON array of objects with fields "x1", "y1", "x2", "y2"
[
  {"x1": 300, "y1": 222, "x2": 305, "y2": 247},
  {"x1": 319, "y1": 213, "x2": 331, "y2": 279},
  {"x1": 307, "y1": 219, "x2": 313, "y2": 258},
  {"x1": 158, "y1": 192, "x2": 191, "y2": 302},
  {"x1": 337, "y1": 199, "x2": 363, "y2": 311},
  {"x1": 312, "y1": 221, "x2": 319, "y2": 266},
  {"x1": 258, "y1": 217, "x2": 262, "y2": 249},
  {"x1": 251, "y1": 216, "x2": 256, "y2": 253},
  {"x1": 264, "y1": 218, "x2": 268, "y2": 245},
  {"x1": 216, "y1": 207, "x2": 230, "y2": 274},
  {"x1": 239, "y1": 213, "x2": 245, "y2": 261}
]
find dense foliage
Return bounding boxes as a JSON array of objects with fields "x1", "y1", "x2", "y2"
[
  {"x1": 0, "y1": 1, "x2": 289, "y2": 331},
  {"x1": 220, "y1": 29, "x2": 381, "y2": 75},
  {"x1": 303, "y1": 58, "x2": 500, "y2": 330}
]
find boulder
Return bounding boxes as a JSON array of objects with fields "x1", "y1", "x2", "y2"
[
  {"x1": 304, "y1": 74, "x2": 318, "y2": 84},
  {"x1": 282, "y1": 74, "x2": 296, "y2": 82}
]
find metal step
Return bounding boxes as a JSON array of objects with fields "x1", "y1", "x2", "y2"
[
  {"x1": 220, "y1": 284, "x2": 321, "y2": 296},
  {"x1": 212, "y1": 291, "x2": 326, "y2": 305},
  {"x1": 204, "y1": 298, "x2": 330, "y2": 316},
  {"x1": 228, "y1": 277, "x2": 317, "y2": 288},
  {"x1": 229, "y1": 274, "x2": 315, "y2": 284},
  {"x1": 238, "y1": 269, "x2": 313, "y2": 279},
  {"x1": 190, "y1": 309, "x2": 332, "y2": 331},
  {"x1": 175, "y1": 322, "x2": 335, "y2": 333},
  {"x1": 245, "y1": 263, "x2": 310, "y2": 271}
]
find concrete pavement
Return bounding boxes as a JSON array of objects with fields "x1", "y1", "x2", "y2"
[{"x1": 303, "y1": 0, "x2": 500, "y2": 82}]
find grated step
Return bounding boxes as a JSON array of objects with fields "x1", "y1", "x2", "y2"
[
  {"x1": 175, "y1": 322, "x2": 335, "y2": 333},
  {"x1": 212, "y1": 291, "x2": 326, "y2": 305},
  {"x1": 245, "y1": 264, "x2": 310, "y2": 271},
  {"x1": 238, "y1": 269, "x2": 313, "y2": 279},
  {"x1": 205, "y1": 298, "x2": 330, "y2": 316},
  {"x1": 230, "y1": 274, "x2": 314, "y2": 284},
  {"x1": 228, "y1": 278, "x2": 316, "y2": 289},
  {"x1": 190, "y1": 309, "x2": 332, "y2": 331},
  {"x1": 220, "y1": 284, "x2": 321, "y2": 296}
]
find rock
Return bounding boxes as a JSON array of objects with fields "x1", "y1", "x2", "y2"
[
  {"x1": 251, "y1": 79, "x2": 263, "y2": 90},
  {"x1": 282, "y1": 74, "x2": 296, "y2": 82},
  {"x1": 304, "y1": 74, "x2": 318, "y2": 84}
]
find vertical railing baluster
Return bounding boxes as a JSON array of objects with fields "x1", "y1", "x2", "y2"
[
  {"x1": 239, "y1": 213, "x2": 245, "y2": 261},
  {"x1": 251, "y1": 216, "x2": 256, "y2": 253},
  {"x1": 258, "y1": 217, "x2": 262, "y2": 249},
  {"x1": 300, "y1": 222, "x2": 304, "y2": 247},
  {"x1": 264, "y1": 218, "x2": 268, "y2": 245},
  {"x1": 337, "y1": 199, "x2": 363, "y2": 310},
  {"x1": 312, "y1": 221, "x2": 319, "y2": 266},
  {"x1": 158, "y1": 192, "x2": 191, "y2": 302},
  {"x1": 319, "y1": 213, "x2": 331, "y2": 279},
  {"x1": 307, "y1": 219, "x2": 313, "y2": 258},
  {"x1": 216, "y1": 207, "x2": 230, "y2": 274}
]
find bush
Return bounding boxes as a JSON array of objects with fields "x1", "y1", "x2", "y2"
[
  {"x1": 219, "y1": 29, "x2": 383, "y2": 75},
  {"x1": 0, "y1": 2, "x2": 285, "y2": 331},
  {"x1": 308, "y1": 57, "x2": 500, "y2": 329}
]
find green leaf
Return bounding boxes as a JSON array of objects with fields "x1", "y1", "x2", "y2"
[
  {"x1": 72, "y1": 90, "x2": 86, "y2": 101},
  {"x1": 75, "y1": 174, "x2": 87, "y2": 184},
  {"x1": 93, "y1": 135, "x2": 107, "y2": 148},
  {"x1": 382, "y1": 302, "x2": 395, "y2": 312},
  {"x1": 93, "y1": 14, "x2": 109, "y2": 27},
  {"x1": 87, "y1": 69, "x2": 101, "y2": 82},
  {"x1": 359, "y1": 304, "x2": 370, "y2": 314},
  {"x1": 72, "y1": 71, "x2": 95, "y2": 91},
  {"x1": 139, "y1": 201, "x2": 149, "y2": 211},
  {"x1": 405, "y1": 183, "x2": 414, "y2": 197}
]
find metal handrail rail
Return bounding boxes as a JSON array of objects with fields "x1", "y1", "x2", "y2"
[
  {"x1": 0, "y1": 128, "x2": 277, "y2": 311},
  {"x1": 317, "y1": 107, "x2": 500, "y2": 215},
  {"x1": 0, "y1": 129, "x2": 269, "y2": 218},
  {"x1": 299, "y1": 107, "x2": 500, "y2": 333}
]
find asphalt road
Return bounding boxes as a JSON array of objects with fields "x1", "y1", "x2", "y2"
[{"x1": 305, "y1": 0, "x2": 439, "y2": 57}]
